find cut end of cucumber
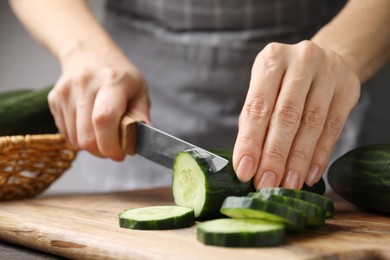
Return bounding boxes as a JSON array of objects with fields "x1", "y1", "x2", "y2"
[{"x1": 173, "y1": 152, "x2": 206, "y2": 217}]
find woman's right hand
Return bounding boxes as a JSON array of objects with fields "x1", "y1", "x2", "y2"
[{"x1": 48, "y1": 43, "x2": 151, "y2": 161}]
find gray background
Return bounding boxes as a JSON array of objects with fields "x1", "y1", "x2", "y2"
[{"x1": 1, "y1": 1, "x2": 389, "y2": 194}]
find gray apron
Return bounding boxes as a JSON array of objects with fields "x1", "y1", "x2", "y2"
[{"x1": 66, "y1": 0, "x2": 366, "y2": 192}]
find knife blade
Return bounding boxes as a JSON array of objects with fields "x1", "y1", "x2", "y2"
[{"x1": 120, "y1": 114, "x2": 229, "y2": 172}]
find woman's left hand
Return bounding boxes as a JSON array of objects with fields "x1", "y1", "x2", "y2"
[{"x1": 233, "y1": 40, "x2": 361, "y2": 190}]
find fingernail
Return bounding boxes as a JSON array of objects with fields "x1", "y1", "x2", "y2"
[
  {"x1": 257, "y1": 171, "x2": 277, "y2": 189},
  {"x1": 306, "y1": 164, "x2": 321, "y2": 186},
  {"x1": 237, "y1": 155, "x2": 255, "y2": 182},
  {"x1": 283, "y1": 170, "x2": 300, "y2": 189}
]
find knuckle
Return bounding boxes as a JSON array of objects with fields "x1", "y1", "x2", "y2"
[
  {"x1": 103, "y1": 66, "x2": 145, "y2": 87},
  {"x1": 103, "y1": 66, "x2": 120, "y2": 81},
  {"x1": 73, "y1": 69, "x2": 92, "y2": 88},
  {"x1": 92, "y1": 108, "x2": 115, "y2": 128},
  {"x1": 255, "y1": 42, "x2": 284, "y2": 68},
  {"x1": 273, "y1": 104, "x2": 301, "y2": 128},
  {"x1": 265, "y1": 144, "x2": 287, "y2": 164},
  {"x1": 316, "y1": 143, "x2": 331, "y2": 162},
  {"x1": 236, "y1": 132, "x2": 262, "y2": 150},
  {"x1": 326, "y1": 115, "x2": 344, "y2": 136},
  {"x1": 296, "y1": 40, "x2": 319, "y2": 63},
  {"x1": 244, "y1": 95, "x2": 272, "y2": 121},
  {"x1": 290, "y1": 147, "x2": 310, "y2": 162},
  {"x1": 55, "y1": 79, "x2": 71, "y2": 98},
  {"x1": 303, "y1": 108, "x2": 325, "y2": 129}
]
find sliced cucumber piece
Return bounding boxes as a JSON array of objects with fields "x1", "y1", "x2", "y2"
[
  {"x1": 172, "y1": 149, "x2": 255, "y2": 219},
  {"x1": 119, "y1": 205, "x2": 195, "y2": 230},
  {"x1": 257, "y1": 187, "x2": 334, "y2": 218},
  {"x1": 248, "y1": 192, "x2": 326, "y2": 227},
  {"x1": 197, "y1": 218, "x2": 285, "y2": 247},
  {"x1": 220, "y1": 196, "x2": 306, "y2": 231}
]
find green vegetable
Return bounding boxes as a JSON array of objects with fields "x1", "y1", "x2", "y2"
[
  {"x1": 0, "y1": 86, "x2": 57, "y2": 135},
  {"x1": 119, "y1": 205, "x2": 195, "y2": 230},
  {"x1": 197, "y1": 218, "x2": 285, "y2": 247},
  {"x1": 220, "y1": 196, "x2": 306, "y2": 231},
  {"x1": 248, "y1": 192, "x2": 326, "y2": 227},
  {"x1": 328, "y1": 144, "x2": 390, "y2": 215},
  {"x1": 172, "y1": 149, "x2": 328, "y2": 220},
  {"x1": 0, "y1": 89, "x2": 32, "y2": 102},
  {"x1": 302, "y1": 177, "x2": 326, "y2": 195},
  {"x1": 257, "y1": 187, "x2": 334, "y2": 218},
  {"x1": 172, "y1": 149, "x2": 255, "y2": 219}
]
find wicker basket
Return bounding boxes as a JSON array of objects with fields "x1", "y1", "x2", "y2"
[{"x1": 0, "y1": 134, "x2": 77, "y2": 201}]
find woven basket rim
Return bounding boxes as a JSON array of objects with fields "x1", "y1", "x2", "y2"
[{"x1": 0, "y1": 133, "x2": 70, "y2": 150}]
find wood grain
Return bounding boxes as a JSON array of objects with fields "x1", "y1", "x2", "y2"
[{"x1": 0, "y1": 188, "x2": 389, "y2": 260}]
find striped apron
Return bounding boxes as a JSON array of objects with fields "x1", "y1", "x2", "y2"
[{"x1": 70, "y1": 0, "x2": 367, "y2": 192}]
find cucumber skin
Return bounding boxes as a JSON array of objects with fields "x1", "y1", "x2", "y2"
[
  {"x1": 328, "y1": 144, "x2": 390, "y2": 216},
  {"x1": 197, "y1": 219, "x2": 285, "y2": 247},
  {"x1": 173, "y1": 149, "x2": 256, "y2": 220},
  {"x1": 257, "y1": 187, "x2": 334, "y2": 218},
  {"x1": 221, "y1": 196, "x2": 306, "y2": 231},
  {"x1": 248, "y1": 193, "x2": 326, "y2": 227},
  {"x1": 119, "y1": 210, "x2": 195, "y2": 230},
  {"x1": 0, "y1": 86, "x2": 57, "y2": 135},
  {"x1": 302, "y1": 177, "x2": 326, "y2": 195},
  {"x1": 0, "y1": 89, "x2": 32, "y2": 102}
]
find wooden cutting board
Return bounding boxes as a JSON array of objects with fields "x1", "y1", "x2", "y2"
[{"x1": 0, "y1": 188, "x2": 389, "y2": 260}]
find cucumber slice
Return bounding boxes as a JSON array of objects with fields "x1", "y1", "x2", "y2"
[
  {"x1": 257, "y1": 188, "x2": 334, "y2": 218},
  {"x1": 197, "y1": 218, "x2": 285, "y2": 247},
  {"x1": 220, "y1": 196, "x2": 306, "y2": 231},
  {"x1": 119, "y1": 205, "x2": 195, "y2": 230},
  {"x1": 248, "y1": 192, "x2": 326, "y2": 227},
  {"x1": 172, "y1": 149, "x2": 255, "y2": 219}
]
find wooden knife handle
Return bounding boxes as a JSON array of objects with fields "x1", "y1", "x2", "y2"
[{"x1": 120, "y1": 114, "x2": 138, "y2": 155}]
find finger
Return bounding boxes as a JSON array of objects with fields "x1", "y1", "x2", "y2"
[
  {"x1": 233, "y1": 43, "x2": 286, "y2": 182},
  {"x1": 306, "y1": 75, "x2": 360, "y2": 186},
  {"x1": 62, "y1": 98, "x2": 78, "y2": 149},
  {"x1": 282, "y1": 75, "x2": 334, "y2": 189},
  {"x1": 49, "y1": 80, "x2": 78, "y2": 147},
  {"x1": 92, "y1": 83, "x2": 127, "y2": 161},
  {"x1": 75, "y1": 82, "x2": 104, "y2": 158},
  {"x1": 126, "y1": 81, "x2": 151, "y2": 125},
  {"x1": 48, "y1": 87, "x2": 66, "y2": 137},
  {"x1": 253, "y1": 60, "x2": 315, "y2": 189}
]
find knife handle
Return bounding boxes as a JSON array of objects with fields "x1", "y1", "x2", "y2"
[{"x1": 120, "y1": 114, "x2": 138, "y2": 155}]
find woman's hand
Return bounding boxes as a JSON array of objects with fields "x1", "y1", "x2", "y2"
[
  {"x1": 233, "y1": 40, "x2": 361, "y2": 190},
  {"x1": 48, "y1": 44, "x2": 150, "y2": 161}
]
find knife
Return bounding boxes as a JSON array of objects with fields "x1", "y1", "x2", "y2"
[{"x1": 120, "y1": 114, "x2": 229, "y2": 172}]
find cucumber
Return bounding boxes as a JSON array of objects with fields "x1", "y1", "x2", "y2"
[
  {"x1": 220, "y1": 196, "x2": 306, "y2": 231},
  {"x1": 248, "y1": 192, "x2": 326, "y2": 227},
  {"x1": 302, "y1": 177, "x2": 326, "y2": 195},
  {"x1": 0, "y1": 86, "x2": 57, "y2": 135},
  {"x1": 197, "y1": 218, "x2": 285, "y2": 247},
  {"x1": 172, "y1": 149, "x2": 327, "y2": 219},
  {"x1": 172, "y1": 149, "x2": 255, "y2": 219},
  {"x1": 257, "y1": 187, "x2": 334, "y2": 218},
  {"x1": 328, "y1": 144, "x2": 390, "y2": 215},
  {"x1": 0, "y1": 89, "x2": 32, "y2": 102},
  {"x1": 119, "y1": 205, "x2": 195, "y2": 230}
]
